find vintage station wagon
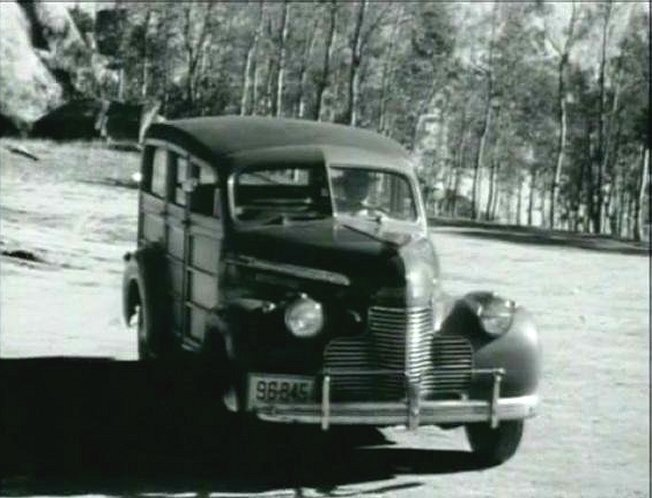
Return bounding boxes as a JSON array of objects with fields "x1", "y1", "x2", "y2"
[{"x1": 122, "y1": 116, "x2": 541, "y2": 465}]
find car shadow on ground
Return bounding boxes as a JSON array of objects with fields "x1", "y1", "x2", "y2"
[{"x1": 0, "y1": 358, "x2": 485, "y2": 496}]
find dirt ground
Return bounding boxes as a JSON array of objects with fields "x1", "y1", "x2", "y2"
[{"x1": 0, "y1": 140, "x2": 649, "y2": 497}]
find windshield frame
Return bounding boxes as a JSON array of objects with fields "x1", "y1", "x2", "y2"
[{"x1": 327, "y1": 163, "x2": 426, "y2": 227}]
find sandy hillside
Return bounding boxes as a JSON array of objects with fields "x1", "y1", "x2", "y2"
[{"x1": 0, "y1": 139, "x2": 649, "y2": 497}]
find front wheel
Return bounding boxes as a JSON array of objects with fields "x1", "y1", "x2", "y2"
[{"x1": 465, "y1": 420, "x2": 524, "y2": 466}]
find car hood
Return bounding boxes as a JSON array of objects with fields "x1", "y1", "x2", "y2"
[{"x1": 229, "y1": 218, "x2": 440, "y2": 302}]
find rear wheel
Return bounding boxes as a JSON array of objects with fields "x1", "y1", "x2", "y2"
[
  {"x1": 128, "y1": 301, "x2": 153, "y2": 360},
  {"x1": 465, "y1": 420, "x2": 524, "y2": 466},
  {"x1": 133, "y1": 304, "x2": 155, "y2": 360}
]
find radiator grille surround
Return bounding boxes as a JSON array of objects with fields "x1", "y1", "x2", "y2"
[{"x1": 324, "y1": 305, "x2": 473, "y2": 401}]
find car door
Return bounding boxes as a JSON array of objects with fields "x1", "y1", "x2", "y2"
[
  {"x1": 139, "y1": 144, "x2": 223, "y2": 351},
  {"x1": 137, "y1": 144, "x2": 185, "y2": 346},
  {"x1": 179, "y1": 157, "x2": 223, "y2": 350}
]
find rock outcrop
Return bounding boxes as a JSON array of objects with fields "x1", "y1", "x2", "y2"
[{"x1": 0, "y1": 1, "x2": 88, "y2": 134}]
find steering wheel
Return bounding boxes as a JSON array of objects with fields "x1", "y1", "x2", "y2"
[{"x1": 359, "y1": 203, "x2": 392, "y2": 219}]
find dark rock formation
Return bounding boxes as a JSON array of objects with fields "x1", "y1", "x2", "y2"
[{"x1": 0, "y1": 1, "x2": 89, "y2": 131}]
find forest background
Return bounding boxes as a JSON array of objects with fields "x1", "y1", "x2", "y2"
[{"x1": 1, "y1": 1, "x2": 649, "y2": 240}]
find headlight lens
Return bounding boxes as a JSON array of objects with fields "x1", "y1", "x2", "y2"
[
  {"x1": 285, "y1": 296, "x2": 324, "y2": 338},
  {"x1": 479, "y1": 299, "x2": 515, "y2": 336}
]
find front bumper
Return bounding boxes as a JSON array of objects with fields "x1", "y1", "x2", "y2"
[
  {"x1": 256, "y1": 394, "x2": 538, "y2": 427},
  {"x1": 249, "y1": 368, "x2": 539, "y2": 430}
]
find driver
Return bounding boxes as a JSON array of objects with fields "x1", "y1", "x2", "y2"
[{"x1": 335, "y1": 169, "x2": 376, "y2": 214}]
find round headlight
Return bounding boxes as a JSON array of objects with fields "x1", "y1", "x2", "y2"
[
  {"x1": 479, "y1": 299, "x2": 515, "y2": 336},
  {"x1": 284, "y1": 296, "x2": 324, "y2": 338}
]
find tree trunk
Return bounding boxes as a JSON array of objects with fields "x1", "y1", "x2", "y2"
[
  {"x1": 251, "y1": 59, "x2": 263, "y2": 115},
  {"x1": 315, "y1": 1, "x2": 337, "y2": 121},
  {"x1": 378, "y1": 6, "x2": 402, "y2": 133},
  {"x1": 485, "y1": 159, "x2": 497, "y2": 220},
  {"x1": 585, "y1": 117, "x2": 596, "y2": 234},
  {"x1": 527, "y1": 168, "x2": 537, "y2": 226},
  {"x1": 594, "y1": 2, "x2": 613, "y2": 234},
  {"x1": 549, "y1": 56, "x2": 568, "y2": 229},
  {"x1": 345, "y1": 0, "x2": 367, "y2": 126},
  {"x1": 183, "y1": 4, "x2": 213, "y2": 108},
  {"x1": 140, "y1": 7, "x2": 151, "y2": 99},
  {"x1": 625, "y1": 193, "x2": 631, "y2": 238},
  {"x1": 539, "y1": 181, "x2": 548, "y2": 228},
  {"x1": 296, "y1": 15, "x2": 318, "y2": 118},
  {"x1": 617, "y1": 189, "x2": 627, "y2": 238},
  {"x1": 573, "y1": 154, "x2": 586, "y2": 232},
  {"x1": 450, "y1": 130, "x2": 467, "y2": 217},
  {"x1": 516, "y1": 177, "x2": 523, "y2": 226},
  {"x1": 547, "y1": 1, "x2": 578, "y2": 229},
  {"x1": 451, "y1": 167, "x2": 462, "y2": 217},
  {"x1": 491, "y1": 163, "x2": 501, "y2": 220},
  {"x1": 470, "y1": 2, "x2": 498, "y2": 219},
  {"x1": 471, "y1": 88, "x2": 493, "y2": 221},
  {"x1": 262, "y1": 57, "x2": 275, "y2": 115},
  {"x1": 240, "y1": 1, "x2": 265, "y2": 116},
  {"x1": 635, "y1": 147, "x2": 649, "y2": 241},
  {"x1": 273, "y1": 0, "x2": 291, "y2": 117}
]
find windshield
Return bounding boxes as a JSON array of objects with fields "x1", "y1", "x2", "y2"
[
  {"x1": 330, "y1": 167, "x2": 418, "y2": 222},
  {"x1": 233, "y1": 166, "x2": 331, "y2": 224}
]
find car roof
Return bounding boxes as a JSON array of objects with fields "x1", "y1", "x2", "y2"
[{"x1": 145, "y1": 116, "x2": 411, "y2": 170}]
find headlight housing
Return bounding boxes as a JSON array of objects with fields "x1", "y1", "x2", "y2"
[
  {"x1": 284, "y1": 295, "x2": 324, "y2": 338},
  {"x1": 479, "y1": 298, "x2": 515, "y2": 336}
]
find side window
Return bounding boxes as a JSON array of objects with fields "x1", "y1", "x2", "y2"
[
  {"x1": 198, "y1": 164, "x2": 217, "y2": 185},
  {"x1": 173, "y1": 155, "x2": 189, "y2": 206},
  {"x1": 190, "y1": 162, "x2": 220, "y2": 217},
  {"x1": 150, "y1": 148, "x2": 167, "y2": 198}
]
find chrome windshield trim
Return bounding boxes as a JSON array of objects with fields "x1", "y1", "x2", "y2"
[{"x1": 226, "y1": 255, "x2": 350, "y2": 286}]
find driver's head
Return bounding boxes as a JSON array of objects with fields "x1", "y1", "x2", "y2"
[{"x1": 342, "y1": 170, "x2": 373, "y2": 203}]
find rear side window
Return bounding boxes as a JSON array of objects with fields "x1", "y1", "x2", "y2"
[
  {"x1": 174, "y1": 155, "x2": 189, "y2": 206},
  {"x1": 150, "y1": 148, "x2": 167, "y2": 198}
]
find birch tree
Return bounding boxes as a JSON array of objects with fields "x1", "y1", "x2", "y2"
[
  {"x1": 240, "y1": 1, "x2": 265, "y2": 116},
  {"x1": 314, "y1": 0, "x2": 337, "y2": 121},
  {"x1": 272, "y1": 0, "x2": 291, "y2": 117},
  {"x1": 540, "y1": 1, "x2": 582, "y2": 229}
]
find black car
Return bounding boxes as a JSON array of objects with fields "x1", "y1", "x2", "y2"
[{"x1": 122, "y1": 116, "x2": 541, "y2": 465}]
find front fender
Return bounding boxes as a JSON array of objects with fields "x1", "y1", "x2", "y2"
[{"x1": 439, "y1": 293, "x2": 541, "y2": 398}]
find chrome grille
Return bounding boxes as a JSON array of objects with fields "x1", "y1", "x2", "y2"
[
  {"x1": 368, "y1": 306, "x2": 434, "y2": 380},
  {"x1": 324, "y1": 304, "x2": 474, "y2": 401},
  {"x1": 421, "y1": 336, "x2": 474, "y2": 395},
  {"x1": 323, "y1": 337, "x2": 374, "y2": 399}
]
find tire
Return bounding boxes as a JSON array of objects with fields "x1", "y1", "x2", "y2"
[
  {"x1": 123, "y1": 245, "x2": 173, "y2": 360},
  {"x1": 135, "y1": 302, "x2": 155, "y2": 360},
  {"x1": 465, "y1": 420, "x2": 524, "y2": 466},
  {"x1": 129, "y1": 287, "x2": 162, "y2": 360}
]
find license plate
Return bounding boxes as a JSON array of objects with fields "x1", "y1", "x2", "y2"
[{"x1": 248, "y1": 374, "x2": 314, "y2": 407}]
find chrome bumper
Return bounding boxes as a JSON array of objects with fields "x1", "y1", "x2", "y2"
[{"x1": 251, "y1": 368, "x2": 538, "y2": 430}]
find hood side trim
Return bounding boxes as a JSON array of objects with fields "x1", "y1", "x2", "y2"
[{"x1": 226, "y1": 255, "x2": 350, "y2": 286}]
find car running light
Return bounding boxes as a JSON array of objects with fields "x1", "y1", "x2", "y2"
[
  {"x1": 285, "y1": 296, "x2": 324, "y2": 338},
  {"x1": 479, "y1": 299, "x2": 516, "y2": 336}
]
